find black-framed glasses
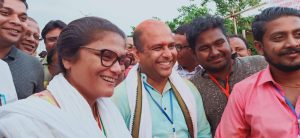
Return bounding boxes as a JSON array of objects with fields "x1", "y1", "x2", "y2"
[
  {"x1": 80, "y1": 47, "x2": 133, "y2": 69},
  {"x1": 175, "y1": 44, "x2": 190, "y2": 52}
]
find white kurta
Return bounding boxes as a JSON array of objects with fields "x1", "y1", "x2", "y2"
[{"x1": 0, "y1": 74, "x2": 131, "y2": 138}]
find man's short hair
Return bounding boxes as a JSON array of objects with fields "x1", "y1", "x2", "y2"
[
  {"x1": 133, "y1": 29, "x2": 143, "y2": 52},
  {"x1": 0, "y1": 0, "x2": 28, "y2": 9},
  {"x1": 229, "y1": 35, "x2": 249, "y2": 49},
  {"x1": 41, "y1": 20, "x2": 67, "y2": 40},
  {"x1": 174, "y1": 24, "x2": 190, "y2": 35},
  {"x1": 252, "y1": 7, "x2": 300, "y2": 42},
  {"x1": 20, "y1": 0, "x2": 28, "y2": 9},
  {"x1": 186, "y1": 15, "x2": 226, "y2": 51}
]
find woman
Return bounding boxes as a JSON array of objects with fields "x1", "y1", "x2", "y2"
[{"x1": 0, "y1": 17, "x2": 132, "y2": 138}]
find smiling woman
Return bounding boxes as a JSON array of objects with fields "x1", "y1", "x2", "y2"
[{"x1": 0, "y1": 17, "x2": 132, "y2": 138}]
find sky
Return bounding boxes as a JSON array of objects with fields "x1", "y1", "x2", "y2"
[{"x1": 26, "y1": 0, "x2": 205, "y2": 53}]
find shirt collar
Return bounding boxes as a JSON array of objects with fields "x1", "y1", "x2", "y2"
[
  {"x1": 257, "y1": 65, "x2": 277, "y2": 86},
  {"x1": 140, "y1": 73, "x2": 171, "y2": 94},
  {"x1": 3, "y1": 46, "x2": 18, "y2": 61},
  {"x1": 177, "y1": 64, "x2": 202, "y2": 72}
]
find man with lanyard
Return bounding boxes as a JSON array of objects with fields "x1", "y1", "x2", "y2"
[
  {"x1": 186, "y1": 15, "x2": 267, "y2": 136},
  {"x1": 216, "y1": 7, "x2": 300, "y2": 137},
  {"x1": 112, "y1": 19, "x2": 211, "y2": 138}
]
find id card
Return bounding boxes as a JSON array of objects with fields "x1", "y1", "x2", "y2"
[{"x1": 0, "y1": 93, "x2": 7, "y2": 106}]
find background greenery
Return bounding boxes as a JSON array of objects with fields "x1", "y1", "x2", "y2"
[{"x1": 166, "y1": 0, "x2": 262, "y2": 54}]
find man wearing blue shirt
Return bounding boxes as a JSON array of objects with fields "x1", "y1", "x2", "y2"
[{"x1": 112, "y1": 19, "x2": 211, "y2": 138}]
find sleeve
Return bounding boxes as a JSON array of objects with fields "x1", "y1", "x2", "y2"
[
  {"x1": 184, "y1": 79, "x2": 212, "y2": 138},
  {"x1": 215, "y1": 85, "x2": 249, "y2": 138},
  {"x1": 0, "y1": 113, "x2": 54, "y2": 137},
  {"x1": 34, "y1": 59, "x2": 45, "y2": 93},
  {"x1": 111, "y1": 81, "x2": 132, "y2": 129}
]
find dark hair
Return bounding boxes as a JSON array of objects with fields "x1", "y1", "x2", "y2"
[
  {"x1": 229, "y1": 35, "x2": 249, "y2": 49},
  {"x1": 187, "y1": 15, "x2": 226, "y2": 51},
  {"x1": 1, "y1": 0, "x2": 27, "y2": 9},
  {"x1": 252, "y1": 7, "x2": 300, "y2": 42},
  {"x1": 47, "y1": 47, "x2": 56, "y2": 65},
  {"x1": 41, "y1": 20, "x2": 67, "y2": 40},
  {"x1": 57, "y1": 16, "x2": 126, "y2": 74},
  {"x1": 174, "y1": 24, "x2": 190, "y2": 35},
  {"x1": 133, "y1": 28, "x2": 143, "y2": 51},
  {"x1": 20, "y1": 0, "x2": 28, "y2": 9}
]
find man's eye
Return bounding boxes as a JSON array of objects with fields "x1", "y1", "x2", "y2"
[
  {"x1": 0, "y1": 11, "x2": 9, "y2": 16},
  {"x1": 169, "y1": 45, "x2": 175, "y2": 49},
  {"x1": 198, "y1": 46, "x2": 208, "y2": 51},
  {"x1": 272, "y1": 35, "x2": 283, "y2": 41},
  {"x1": 19, "y1": 15, "x2": 27, "y2": 22},
  {"x1": 294, "y1": 31, "x2": 300, "y2": 38}
]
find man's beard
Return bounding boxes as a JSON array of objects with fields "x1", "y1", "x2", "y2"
[
  {"x1": 264, "y1": 47, "x2": 300, "y2": 72},
  {"x1": 203, "y1": 60, "x2": 230, "y2": 73}
]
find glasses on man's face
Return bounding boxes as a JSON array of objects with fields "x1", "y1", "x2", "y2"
[
  {"x1": 24, "y1": 31, "x2": 40, "y2": 41},
  {"x1": 175, "y1": 44, "x2": 190, "y2": 52},
  {"x1": 80, "y1": 47, "x2": 133, "y2": 69}
]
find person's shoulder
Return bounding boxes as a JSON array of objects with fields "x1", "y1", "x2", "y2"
[
  {"x1": 190, "y1": 69, "x2": 205, "y2": 83},
  {"x1": 32, "y1": 90, "x2": 59, "y2": 107},
  {"x1": 238, "y1": 55, "x2": 266, "y2": 65},
  {"x1": 237, "y1": 55, "x2": 268, "y2": 72},
  {"x1": 234, "y1": 68, "x2": 266, "y2": 93},
  {"x1": 16, "y1": 49, "x2": 42, "y2": 67}
]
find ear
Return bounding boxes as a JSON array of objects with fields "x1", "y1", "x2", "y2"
[
  {"x1": 136, "y1": 49, "x2": 143, "y2": 59},
  {"x1": 62, "y1": 59, "x2": 73, "y2": 71},
  {"x1": 132, "y1": 48, "x2": 140, "y2": 62},
  {"x1": 253, "y1": 41, "x2": 264, "y2": 55}
]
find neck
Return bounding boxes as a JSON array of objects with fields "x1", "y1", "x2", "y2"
[
  {"x1": 207, "y1": 59, "x2": 233, "y2": 80},
  {"x1": 0, "y1": 46, "x2": 12, "y2": 59},
  {"x1": 146, "y1": 75, "x2": 168, "y2": 95},
  {"x1": 270, "y1": 65, "x2": 300, "y2": 86},
  {"x1": 182, "y1": 61, "x2": 198, "y2": 72}
]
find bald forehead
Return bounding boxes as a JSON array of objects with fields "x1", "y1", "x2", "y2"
[{"x1": 135, "y1": 19, "x2": 171, "y2": 35}]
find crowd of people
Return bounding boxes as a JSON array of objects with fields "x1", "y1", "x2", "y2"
[{"x1": 0, "y1": 0, "x2": 299, "y2": 137}]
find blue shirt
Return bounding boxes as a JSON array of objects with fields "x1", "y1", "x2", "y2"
[{"x1": 112, "y1": 73, "x2": 211, "y2": 138}]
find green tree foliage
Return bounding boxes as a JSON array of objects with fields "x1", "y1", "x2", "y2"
[
  {"x1": 201, "y1": 0, "x2": 260, "y2": 35},
  {"x1": 166, "y1": 4, "x2": 209, "y2": 31},
  {"x1": 167, "y1": 0, "x2": 262, "y2": 54}
]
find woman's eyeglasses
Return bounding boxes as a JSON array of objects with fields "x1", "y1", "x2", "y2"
[{"x1": 80, "y1": 47, "x2": 133, "y2": 69}]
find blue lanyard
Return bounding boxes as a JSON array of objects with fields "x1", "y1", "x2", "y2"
[
  {"x1": 143, "y1": 82, "x2": 175, "y2": 133},
  {"x1": 273, "y1": 84, "x2": 299, "y2": 118},
  {"x1": 272, "y1": 83, "x2": 300, "y2": 135}
]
